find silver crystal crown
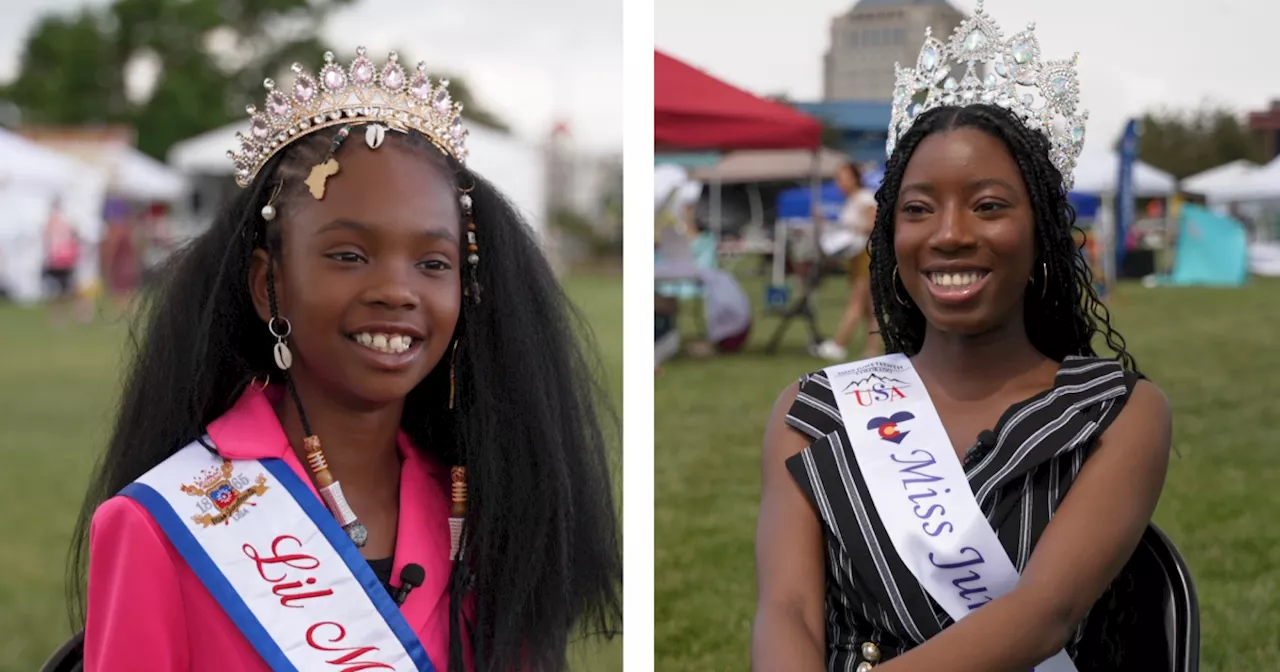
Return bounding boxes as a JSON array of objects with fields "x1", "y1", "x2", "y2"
[
  {"x1": 227, "y1": 46, "x2": 469, "y2": 188},
  {"x1": 887, "y1": 0, "x2": 1087, "y2": 191}
]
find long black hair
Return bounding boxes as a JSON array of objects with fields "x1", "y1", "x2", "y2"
[
  {"x1": 868, "y1": 104, "x2": 1137, "y2": 372},
  {"x1": 68, "y1": 125, "x2": 622, "y2": 671}
]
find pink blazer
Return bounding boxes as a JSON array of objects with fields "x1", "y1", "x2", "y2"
[{"x1": 84, "y1": 386, "x2": 470, "y2": 671}]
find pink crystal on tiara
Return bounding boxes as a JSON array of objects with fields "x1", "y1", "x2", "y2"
[
  {"x1": 323, "y1": 67, "x2": 346, "y2": 91},
  {"x1": 410, "y1": 74, "x2": 430, "y2": 101},
  {"x1": 294, "y1": 76, "x2": 315, "y2": 102},
  {"x1": 382, "y1": 64, "x2": 404, "y2": 90},
  {"x1": 227, "y1": 47, "x2": 469, "y2": 187},
  {"x1": 352, "y1": 57, "x2": 375, "y2": 85}
]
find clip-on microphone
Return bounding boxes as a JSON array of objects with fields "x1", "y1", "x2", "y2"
[{"x1": 393, "y1": 563, "x2": 425, "y2": 606}]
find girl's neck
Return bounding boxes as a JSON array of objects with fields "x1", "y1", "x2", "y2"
[
  {"x1": 913, "y1": 313, "x2": 1052, "y2": 393},
  {"x1": 272, "y1": 383, "x2": 404, "y2": 495}
]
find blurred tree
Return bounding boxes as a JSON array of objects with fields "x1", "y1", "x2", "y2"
[
  {"x1": 1130, "y1": 104, "x2": 1266, "y2": 179},
  {"x1": 4, "y1": 0, "x2": 509, "y2": 159},
  {"x1": 5, "y1": 10, "x2": 120, "y2": 125}
]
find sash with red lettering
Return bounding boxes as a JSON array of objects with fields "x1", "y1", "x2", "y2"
[{"x1": 121, "y1": 439, "x2": 434, "y2": 671}]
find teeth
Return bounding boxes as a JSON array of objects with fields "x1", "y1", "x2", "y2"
[
  {"x1": 929, "y1": 271, "x2": 985, "y2": 287},
  {"x1": 352, "y1": 332, "x2": 414, "y2": 354}
]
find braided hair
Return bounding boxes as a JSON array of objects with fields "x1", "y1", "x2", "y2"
[{"x1": 867, "y1": 104, "x2": 1137, "y2": 372}]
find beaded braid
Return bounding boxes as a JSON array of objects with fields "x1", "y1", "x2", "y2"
[{"x1": 868, "y1": 104, "x2": 1138, "y2": 372}]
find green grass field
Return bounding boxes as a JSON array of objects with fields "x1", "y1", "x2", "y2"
[
  {"x1": 0, "y1": 274, "x2": 622, "y2": 672},
  {"x1": 656, "y1": 274, "x2": 1280, "y2": 671}
]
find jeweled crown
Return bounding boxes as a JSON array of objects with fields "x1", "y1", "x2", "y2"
[
  {"x1": 228, "y1": 46, "x2": 470, "y2": 187},
  {"x1": 887, "y1": 1, "x2": 1087, "y2": 191}
]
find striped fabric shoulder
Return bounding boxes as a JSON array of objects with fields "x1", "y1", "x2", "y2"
[
  {"x1": 784, "y1": 371, "x2": 842, "y2": 441},
  {"x1": 963, "y1": 356, "x2": 1136, "y2": 500}
]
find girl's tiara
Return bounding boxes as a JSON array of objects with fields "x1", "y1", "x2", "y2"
[{"x1": 227, "y1": 47, "x2": 469, "y2": 187}]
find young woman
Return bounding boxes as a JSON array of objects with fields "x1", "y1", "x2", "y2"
[
  {"x1": 811, "y1": 161, "x2": 880, "y2": 362},
  {"x1": 68, "y1": 49, "x2": 621, "y2": 672},
  {"x1": 752, "y1": 9, "x2": 1173, "y2": 671}
]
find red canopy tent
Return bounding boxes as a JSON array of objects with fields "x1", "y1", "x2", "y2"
[{"x1": 655, "y1": 50, "x2": 821, "y2": 151}]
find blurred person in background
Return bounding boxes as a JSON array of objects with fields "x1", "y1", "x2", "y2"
[
  {"x1": 811, "y1": 161, "x2": 879, "y2": 362},
  {"x1": 752, "y1": 9, "x2": 1174, "y2": 671},
  {"x1": 64, "y1": 48, "x2": 620, "y2": 672},
  {"x1": 99, "y1": 201, "x2": 140, "y2": 316},
  {"x1": 41, "y1": 195, "x2": 81, "y2": 326}
]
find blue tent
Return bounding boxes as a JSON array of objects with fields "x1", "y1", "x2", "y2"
[
  {"x1": 776, "y1": 181, "x2": 844, "y2": 221},
  {"x1": 1169, "y1": 203, "x2": 1248, "y2": 287}
]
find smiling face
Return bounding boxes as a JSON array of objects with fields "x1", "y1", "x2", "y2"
[
  {"x1": 892, "y1": 126, "x2": 1037, "y2": 336},
  {"x1": 250, "y1": 135, "x2": 463, "y2": 408}
]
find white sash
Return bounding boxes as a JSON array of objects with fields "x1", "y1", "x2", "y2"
[
  {"x1": 824, "y1": 355, "x2": 1076, "y2": 672},
  {"x1": 122, "y1": 440, "x2": 434, "y2": 672}
]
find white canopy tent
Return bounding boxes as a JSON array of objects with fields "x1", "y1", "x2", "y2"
[
  {"x1": 1198, "y1": 155, "x2": 1280, "y2": 203},
  {"x1": 1181, "y1": 159, "x2": 1259, "y2": 202},
  {"x1": 689, "y1": 148, "x2": 848, "y2": 184},
  {"x1": 1072, "y1": 149, "x2": 1178, "y2": 197},
  {"x1": 167, "y1": 120, "x2": 547, "y2": 240},
  {"x1": 108, "y1": 145, "x2": 188, "y2": 201},
  {"x1": 0, "y1": 128, "x2": 109, "y2": 302}
]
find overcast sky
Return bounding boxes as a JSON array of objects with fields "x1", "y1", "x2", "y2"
[
  {"x1": 657, "y1": 0, "x2": 1279, "y2": 153},
  {"x1": 0, "y1": 0, "x2": 622, "y2": 153}
]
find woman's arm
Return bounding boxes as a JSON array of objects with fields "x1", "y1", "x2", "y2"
[
  {"x1": 858, "y1": 202, "x2": 877, "y2": 236},
  {"x1": 84, "y1": 496, "x2": 188, "y2": 671},
  {"x1": 752, "y1": 382, "x2": 828, "y2": 672},
  {"x1": 876, "y1": 379, "x2": 1173, "y2": 672}
]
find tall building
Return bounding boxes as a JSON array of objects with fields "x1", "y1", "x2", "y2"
[{"x1": 824, "y1": 0, "x2": 966, "y2": 101}]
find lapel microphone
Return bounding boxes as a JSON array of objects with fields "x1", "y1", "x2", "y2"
[{"x1": 393, "y1": 563, "x2": 425, "y2": 606}]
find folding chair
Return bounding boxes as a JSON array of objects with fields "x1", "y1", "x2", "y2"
[{"x1": 764, "y1": 216, "x2": 833, "y2": 354}]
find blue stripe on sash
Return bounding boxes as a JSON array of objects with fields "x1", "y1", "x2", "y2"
[
  {"x1": 120, "y1": 482, "x2": 298, "y2": 672},
  {"x1": 259, "y1": 458, "x2": 434, "y2": 672}
]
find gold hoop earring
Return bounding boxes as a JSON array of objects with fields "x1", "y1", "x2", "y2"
[
  {"x1": 892, "y1": 265, "x2": 910, "y2": 306},
  {"x1": 249, "y1": 375, "x2": 270, "y2": 392}
]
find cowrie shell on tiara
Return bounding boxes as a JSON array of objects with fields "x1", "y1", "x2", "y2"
[{"x1": 365, "y1": 124, "x2": 386, "y2": 149}]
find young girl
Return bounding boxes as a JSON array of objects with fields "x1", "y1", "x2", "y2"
[{"x1": 68, "y1": 48, "x2": 621, "y2": 672}]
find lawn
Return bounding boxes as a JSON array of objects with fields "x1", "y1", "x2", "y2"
[
  {"x1": 655, "y1": 273, "x2": 1280, "y2": 671},
  {"x1": 0, "y1": 273, "x2": 623, "y2": 672}
]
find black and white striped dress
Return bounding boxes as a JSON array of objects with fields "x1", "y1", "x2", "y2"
[{"x1": 784, "y1": 355, "x2": 1142, "y2": 670}]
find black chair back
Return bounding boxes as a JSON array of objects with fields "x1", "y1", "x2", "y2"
[
  {"x1": 39, "y1": 629, "x2": 83, "y2": 672},
  {"x1": 1075, "y1": 523, "x2": 1199, "y2": 671}
]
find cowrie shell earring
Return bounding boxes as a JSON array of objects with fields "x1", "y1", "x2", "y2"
[{"x1": 269, "y1": 317, "x2": 293, "y2": 370}]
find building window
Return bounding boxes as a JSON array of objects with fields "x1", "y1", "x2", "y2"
[
  {"x1": 895, "y1": 29, "x2": 906, "y2": 44},
  {"x1": 847, "y1": 29, "x2": 859, "y2": 48}
]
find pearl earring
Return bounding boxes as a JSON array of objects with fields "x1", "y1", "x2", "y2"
[{"x1": 261, "y1": 181, "x2": 283, "y2": 221}]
